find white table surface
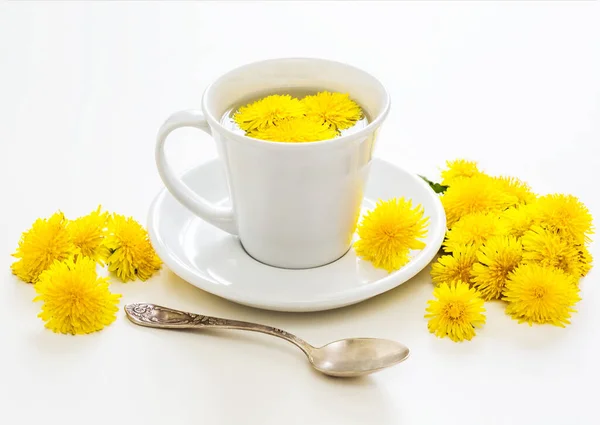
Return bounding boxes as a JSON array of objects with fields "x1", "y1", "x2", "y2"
[{"x1": 1, "y1": 2, "x2": 599, "y2": 424}]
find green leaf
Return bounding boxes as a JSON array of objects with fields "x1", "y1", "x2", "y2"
[{"x1": 419, "y1": 175, "x2": 448, "y2": 194}]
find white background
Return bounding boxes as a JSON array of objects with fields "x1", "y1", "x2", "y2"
[{"x1": 1, "y1": 2, "x2": 599, "y2": 424}]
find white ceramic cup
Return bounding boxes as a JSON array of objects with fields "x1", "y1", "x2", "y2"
[{"x1": 156, "y1": 58, "x2": 390, "y2": 269}]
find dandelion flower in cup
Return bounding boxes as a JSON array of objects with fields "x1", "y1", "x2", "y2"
[
  {"x1": 104, "y1": 214, "x2": 162, "y2": 282},
  {"x1": 425, "y1": 281, "x2": 486, "y2": 342},
  {"x1": 302, "y1": 91, "x2": 362, "y2": 131},
  {"x1": 440, "y1": 159, "x2": 482, "y2": 186},
  {"x1": 533, "y1": 194, "x2": 593, "y2": 244},
  {"x1": 68, "y1": 206, "x2": 110, "y2": 265},
  {"x1": 11, "y1": 212, "x2": 75, "y2": 283},
  {"x1": 441, "y1": 175, "x2": 517, "y2": 227},
  {"x1": 34, "y1": 257, "x2": 121, "y2": 335},
  {"x1": 431, "y1": 244, "x2": 478, "y2": 286},
  {"x1": 493, "y1": 176, "x2": 537, "y2": 205},
  {"x1": 504, "y1": 263, "x2": 581, "y2": 327},
  {"x1": 522, "y1": 225, "x2": 583, "y2": 278},
  {"x1": 354, "y1": 198, "x2": 429, "y2": 272},
  {"x1": 471, "y1": 236, "x2": 523, "y2": 300},
  {"x1": 234, "y1": 94, "x2": 305, "y2": 132},
  {"x1": 499, "y1": 204, "x2": 538, "y2": 238},
  {"x1": 250, "y1": 117, "x2": 338, "y2": 143},
  {"x1": 443, "y1": 212, "x2": 503, "y2": 253}
]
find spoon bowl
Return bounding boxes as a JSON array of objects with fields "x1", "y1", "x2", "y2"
[
  {"x1": 311, "y1": 338, "x2": 410, "y2": 377},
  {"x1": 125, "y1": 303, "x2": 410, "y2": 377}
]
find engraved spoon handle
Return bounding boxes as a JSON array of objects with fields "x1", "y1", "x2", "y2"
[{"x1": 125, "y1": 303, "x2": 314, "y2": 357}]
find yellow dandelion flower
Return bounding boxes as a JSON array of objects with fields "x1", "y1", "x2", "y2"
[
  {"x1": 234, "y1": 94, "x2": 305, "y2": 132},
  {"x1": 302, "y1": 91, "x2": 362, "y2": 130},
  {"x1": 68, "y1": 206, "x2": 110, "y2": 265},
  {"x1": 441, "y1": 175, "x2": 517, "y2": 227},
  {"x1": 431, "y1": 244, "x2": 478, "y2": 286},
  {"x1": 521, "y1": 225, "x2": 583, "y2": 278},
  {"x1": 440, "y1": 159, "x2": 482, "y2": 186},
  {"x1": 443, "y1": 212, "x2": 502, "y2": 253},
  {"x1": 425, "y1": 281, "x2": 486, "y2": 342},
  {"x1": 576, "y1": 244, "x2": 593, "y2": 277},
  {"x1": 533, "y1": 194, "x2": 593, "y2": 244},
  {"x1": 249, "y1": 117, "x2": 338, "y2": 143},
  {"x1": 11, "y1": 212, "x2": 75, "y2": 283},
  {"x1": 504, "y1": 263, "x2": 581, "y2": 327},
  {"x1": 499, "y1": 204, "x2": 538, "y2": 238},
  {"x1": 104, "y1": 214, "x2": 162, "y2": 282},
  {"x1": 34, "y1": 257, "x2": 121, "y2": 335},
  {"x1": 494, "y1": 176, "x2": 536, "y2": 205},
  {"x1": 354, "y1": 198, "x2": 429, "y2": 272},
  {"x1": 471, "y1": 236, "x2": 523, "y2": 300}
]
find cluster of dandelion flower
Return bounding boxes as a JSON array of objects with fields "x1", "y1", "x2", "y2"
[
  {"x1": 11, "y1": 206, "x2": 162, "y2": 335},
  {"x1": 233, "y1": 91, "x2": 363, "y2": 143},
  {"x1": 425, "y1": 159, "x2": 593, "y2": 342}
]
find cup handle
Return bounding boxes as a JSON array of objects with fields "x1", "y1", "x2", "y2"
[{"x1": 155, "y1": 110, "x2": 237, "y2": 235}]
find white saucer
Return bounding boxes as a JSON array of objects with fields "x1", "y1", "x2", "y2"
[{"x1": 148, "y1": 158, "x2": 446, "y2": 312}]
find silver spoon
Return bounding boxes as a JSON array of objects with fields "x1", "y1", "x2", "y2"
[{"x1": 125, "y1": 303, "x2": 409, "y2": 377}]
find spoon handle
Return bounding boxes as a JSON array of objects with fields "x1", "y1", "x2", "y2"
[{"x1": 125, "y1": 303, "x2": 313, "y2": 356}]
